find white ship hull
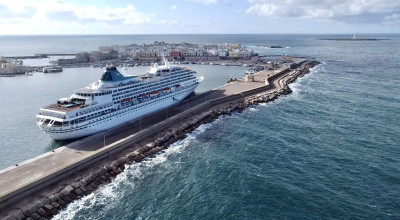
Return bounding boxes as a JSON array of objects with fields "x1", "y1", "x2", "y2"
[{"x1": 38, "y1": 86, "x2": 196, "y2": 140}]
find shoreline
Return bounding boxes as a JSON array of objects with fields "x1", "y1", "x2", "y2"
[{"x1": 0, "y1": 60, "x2": 320, "y2": 219}]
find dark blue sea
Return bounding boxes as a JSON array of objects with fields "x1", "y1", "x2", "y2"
[{"x1": 0, "y1": 34, "x2": 399, "y2": 219}]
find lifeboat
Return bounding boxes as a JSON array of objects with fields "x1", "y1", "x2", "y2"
[
  {"x1": 175, "y1": 84, "x2": 181, "y2": 88},
  {"x1": 122, "y1": 98, "x2": 132, "y2": 103},
  {"x1": 162, "y1": 87, "x2": 171, "y2": 93},
  {"x1": 138, "y1": 94, "x2": 147, "y2": 98},
  {"x1": 149, "y1": 91, "x2": 159, "y2": 98}
]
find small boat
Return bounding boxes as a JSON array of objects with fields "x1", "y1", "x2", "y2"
[
  {"x1": 138, "y1": 94, "x2": 147, "y2": 98},
  {"x1": 122, "y1": 98, "x2": 132, "y2": 103},
  {"x1": 43, "y1": 66, "x2": 63, "y2": 73}
]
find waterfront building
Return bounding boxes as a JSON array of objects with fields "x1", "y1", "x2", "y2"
[
  {"x1": 180, "y1": 50, "x2": 189, "y2": 57},
  {"x1": 229, "y1": 43, "x2": 241, "y2": 49},
  {"x1": 228, "y1": 50, "x2": 239, "y2": 58},
  {"x1": 170, "y1": 51, "x2": 180, "y2": 59},
  {"x1": 238, "y1": 49, "x2": 254, "y2": 58},
  {"x1": 219, "y1": 49, "x2": 228, "y2": 57}
]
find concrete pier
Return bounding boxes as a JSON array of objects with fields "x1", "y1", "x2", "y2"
[{"x1": 0, "y1": 60, "x2": 320, "y2": 219}]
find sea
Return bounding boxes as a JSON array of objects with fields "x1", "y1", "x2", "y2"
[{"x1": 0, "y1": 34, "x2": 399, "y2": 219}]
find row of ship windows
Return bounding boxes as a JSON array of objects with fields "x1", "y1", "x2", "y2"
[
  {"x1": 64, "y1": 86, "x2": 193, "y2": 126},
  {"x1": 113, "y1": 77, "x2": 188, "y2": 96},
  {"x1": 100, "y1": 70, "x2": 192, "y2": 91},
  {"x1": 112, "y1": 72, "x2": 193, "y2": 95},
  {"x1": 52, "y1": 85, "x2": 196, "y2": 132},
  {"x1": 113, "y1": 81, "x2": 197, "y2": 103},
  {"x1": 75, "y1": 103, "x2": 113, "y2": 117},
  {"x1": 53, "y1": 97, "x2": 170, "y2": 133},
  {"x1": 112, "y1": 75, "x2": 196, "y2": 98},
  {"x1": 112, "y1": 78, "x2": 187, "y2": 101},
  {"x1": 76, "y1": 91, "x2": 112, "y2": 97}
]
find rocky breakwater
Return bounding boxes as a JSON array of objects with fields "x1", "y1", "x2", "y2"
[{"x1": 4, "y1": 60, "x2": 320, "y2": 220}]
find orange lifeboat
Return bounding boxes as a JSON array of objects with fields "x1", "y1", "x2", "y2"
[
  {"x1": 138, "y1": 94, "x2": 147, "y2": 98},
  {"x1": 149, "y1": 91, "x2": 159, "y2": 97},
  {"x1": 162, "y1": 87, "x2": 171, "y2": 93}
]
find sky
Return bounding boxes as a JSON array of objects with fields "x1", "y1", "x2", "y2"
[{"x1": 0, "y1": 0, "x2": 399, "y2": 34}]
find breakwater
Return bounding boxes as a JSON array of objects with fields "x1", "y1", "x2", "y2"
[{"x1": 1, "y1": 60, "x2": 319, "y2": 220}]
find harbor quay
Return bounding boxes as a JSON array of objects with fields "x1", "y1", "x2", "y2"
[
  {"x1": 0, "y1": 59, "x2": 320, "y2": 219},
  {"x1": 1, "y1": 41, "x2": 297, "y2": 75}
]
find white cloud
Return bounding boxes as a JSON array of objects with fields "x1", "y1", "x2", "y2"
[
  {"x1": 246, "y1": 0, "x2": 400, "y2": 23},
  {"x1": 0, "y1": 1, "x2": 158, "y2": 25},
  {"x1": 383, "y1": 13, "x2": 400, "y2": 24},
  {"x1": 171, "y1": 5, "x2": 178, "y2": 10},
  {"x1": 185, "y1": 0, "x2": 224, "y2": 5}
]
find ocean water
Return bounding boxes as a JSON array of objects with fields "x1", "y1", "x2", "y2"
[
  {"x1": 0, "y1": 34, "x2": 399, "y2": 219},
  {"x1": 0, "y1": 64, "x2": 246, "y2": 168}
]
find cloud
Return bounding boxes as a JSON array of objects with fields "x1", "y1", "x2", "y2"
[
  {"x1": 0, "y1": 1, "x2": 157, "y2": 26},
  {"x1": 171, "y1": 5, "x2": 178, "y2": 10},
  {"x1": 0, "y1": 3, "x2": 36, "y2": 19},
  {"x1": 246, "y1": 0, "x2": 400, "y2": 23},
  {"x1": 185, "y1": 0, "x2": 225, "y2": 5},
  {"x1": 46, "y1": 3, "x2": 154, "y2": 25},
  {"x1": 383, "y1": 13, "x2": 400, "y2": 24}
]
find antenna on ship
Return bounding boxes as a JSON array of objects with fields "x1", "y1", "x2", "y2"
[
  {"x1": 162, "y1": 54, "x2": 170, "y2": 67},
  {"x1": 353, "y1": 33, "x2": 356, "y2": 39}
]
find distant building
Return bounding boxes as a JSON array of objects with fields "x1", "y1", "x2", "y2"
[
  {"x1": 229, "y1": 43, "x2": 241, "y2": 49},
  {"x1": 180, "y1": 50, "x2": 189, "y2": 57},
  {"x1": 228, "y1": 49, "x2": 239, "y2": 58},
  {"x1": 251, "y1": 56, "x2": 259, "y2": 63},
  {"x1": 238, "y1": 49, "x2": 253, "y2": 58},
  {"x1": 184, "y1": 56, "x2": 219, "y2": 61},
  {"x1": 219, "y1": 49, "x2": 228, "y2": 57},
  {"x1": 170, "y1": 51, "x2": 180, "y2": 59}
]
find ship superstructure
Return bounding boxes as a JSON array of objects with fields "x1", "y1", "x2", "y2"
[{"x1": 36, "y1": 60, "x2": 199, "y2": 140}]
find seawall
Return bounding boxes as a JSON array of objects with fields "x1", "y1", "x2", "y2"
[{"x1": 0, "y1": 60, "x2": 320, "y2": 219}]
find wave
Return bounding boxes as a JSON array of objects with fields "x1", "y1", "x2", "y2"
[
  {"x1": 52, "y1": 123, "x2": 214, "y2": 220},
  {"x1": 267, "y1": 63, "x2": 323, "y2": 106}
]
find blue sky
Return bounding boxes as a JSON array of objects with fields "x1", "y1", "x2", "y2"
[{"x1": 0, "y1": 0, "x2": 399, "y2": 34}]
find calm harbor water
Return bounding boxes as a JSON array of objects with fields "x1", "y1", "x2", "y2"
[{"x1": 0, "y1": 34, "x2": 399, "y2": 219}]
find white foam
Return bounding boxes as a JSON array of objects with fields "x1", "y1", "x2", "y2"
[
  {"x1": 52, "y1": 123, "x2": 213, "y2": 220},
  {"x1": 249, "y1": 107, "x2": 258, "y2": 112}
]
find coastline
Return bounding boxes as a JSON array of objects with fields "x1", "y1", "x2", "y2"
[{"x1": 0, "y1": 60, "x2": 320, "y2": 219}]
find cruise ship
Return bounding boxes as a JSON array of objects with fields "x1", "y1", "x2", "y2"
[{"x1": 36, "y1": 60, "x2": 200, "y2": 140}]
